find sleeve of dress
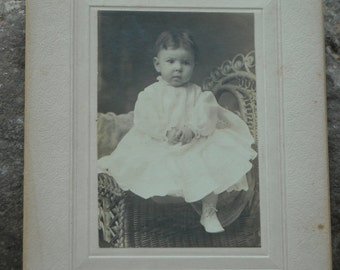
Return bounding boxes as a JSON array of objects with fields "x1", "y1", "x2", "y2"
[
  {"x1": 188, "y1": 91, "x2": 219, "y2": 137},
  {"x1": 133, "y1": 88, "x2": 167, "y2": 141}
]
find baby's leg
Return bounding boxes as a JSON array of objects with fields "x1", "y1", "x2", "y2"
[{"x1": 200, "y1": 193, "x2": 224, "y2": 233}]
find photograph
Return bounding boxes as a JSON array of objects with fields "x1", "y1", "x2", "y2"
[
  {"x1": 96, "y1": 10, "x2": 260, "y2": 248},
  {"x1": 23, "y1": 0, "x2": 332, "y2": 268}
]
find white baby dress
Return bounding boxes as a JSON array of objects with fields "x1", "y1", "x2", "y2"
[{"x1": 98, "y1": 77, "x2": 257, "y2": 203}]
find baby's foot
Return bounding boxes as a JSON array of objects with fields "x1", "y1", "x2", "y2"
[{"x1": 200, "y1": 207, "x2": 224, "y2": 233}]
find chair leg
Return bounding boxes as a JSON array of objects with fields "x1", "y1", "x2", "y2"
[{"x1": 102, "y1": 197, "x2": 113, "y2": 243}]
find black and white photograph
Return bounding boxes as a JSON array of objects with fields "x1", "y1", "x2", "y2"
[
  {"x1": 97, "y1": 10, "x2": 260, "y2": 248},
  {"x1": 21, "y1": 0, "x2": 333, "y2": 268}
]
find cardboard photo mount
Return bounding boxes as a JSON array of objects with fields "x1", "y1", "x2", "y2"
[{"x1": 24, "y1": 0, "x2": 332, "y2": 269}]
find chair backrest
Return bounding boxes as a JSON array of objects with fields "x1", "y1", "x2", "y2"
[
  {"x1": 194, "y1": 51, "x2": 259, "y2": 227},
  {"x1": 202, "y1": 51, "x2": 257, "y2": 145}
]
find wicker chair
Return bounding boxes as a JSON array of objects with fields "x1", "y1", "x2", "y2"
[{"x1": 98, "y1": 51, "x2": 260, "y2": 248}]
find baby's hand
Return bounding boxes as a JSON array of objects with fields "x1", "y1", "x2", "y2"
[
  {"x1": 179, "y1": 126, "x2": 195, "y2": 145},
  {"x1": 166, "y1": 127, "x2": 183, "y2": 145}
]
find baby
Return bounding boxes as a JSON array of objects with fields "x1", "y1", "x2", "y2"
[{"x1": 98, "y1": 29, "x2": 257, "y2": 233}]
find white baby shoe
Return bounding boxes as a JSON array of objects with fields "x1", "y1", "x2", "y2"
[{"x1": 200, "y1": 206, "x2": 224, "y2": 233}]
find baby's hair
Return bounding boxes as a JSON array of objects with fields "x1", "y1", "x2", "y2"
[{"x1": 154, "y1": 29, "x2": 199, "y2": 62}]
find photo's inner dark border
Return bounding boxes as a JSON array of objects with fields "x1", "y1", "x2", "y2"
[{"x1": 97, "y1": 10, "x2": 260, "y2": 248}]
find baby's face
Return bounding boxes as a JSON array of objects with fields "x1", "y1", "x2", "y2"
[{"x1": 153, "y1": 47, "x2": 195, "y2": 87}]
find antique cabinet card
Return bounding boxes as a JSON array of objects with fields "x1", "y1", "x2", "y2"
[{"x1": 24, "y1": 0, "x2": 332, "y2": 269}]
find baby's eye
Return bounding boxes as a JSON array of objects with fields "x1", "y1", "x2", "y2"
[
  {"x1": 183, "y1": 61, "x2": 191, "y2": 65},
  {"x1": 167, "y1": 59, "x2": 175, "y2": 63}
]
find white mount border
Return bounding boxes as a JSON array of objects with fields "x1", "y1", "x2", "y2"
[
  {"x1": 24, "y1": 0, "x2": 331, "y2": 269},
  {"x1": 75, "y1": 0, "x2": 283, "y2": 269}
]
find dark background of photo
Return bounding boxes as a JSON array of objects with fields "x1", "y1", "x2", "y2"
[
  {"x1": 98, "y1": 11, "x2": 254, "y2": 114},
  {"x1": 1, "y1": 0, "x2": 340, "y2": 268}
]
